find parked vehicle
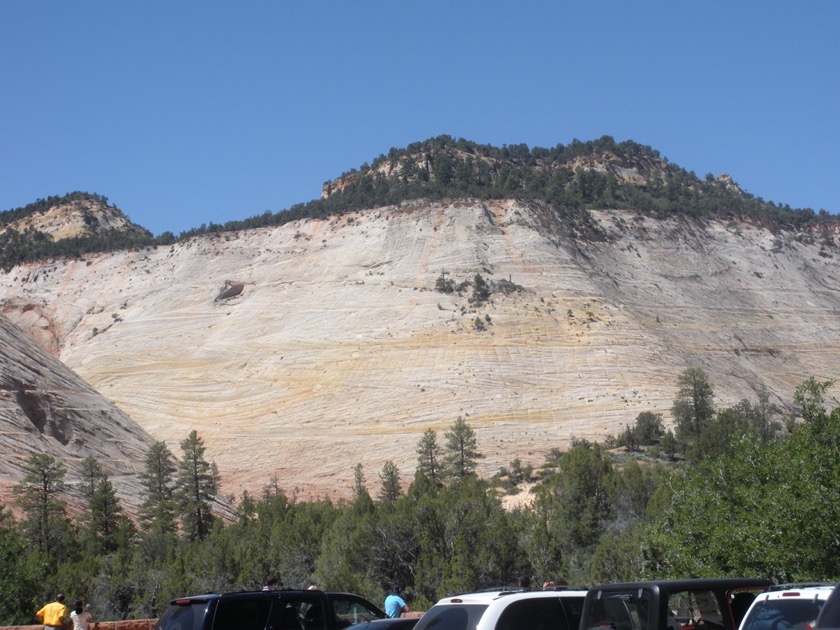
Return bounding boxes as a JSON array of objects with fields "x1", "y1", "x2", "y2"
[
  {"x1": 411, "y1": 587, "x2": 587, "y2": 630},
  {"x1": 154, "y1": 589, "x2": 386, "y2": 630},
  {"x1": 739, "y1": 584, "x2": 835, "y2": 630},
  {"x1": 815, "y1": 583, "x2": 840, "y2": 630},
  {"x1": 580, "y1": 578, "x2": 773, "y2": 630}
]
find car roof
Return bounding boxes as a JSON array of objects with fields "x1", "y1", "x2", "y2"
[
  {"x1": 174, "y1": 589, "x2": 364, "y2": 598},
  {"x1": 752, "y1": 585, "x2": 835, "y2": 602},
  {"x1": 434, "y1": 588, "x2": 588, "y2": 606},
  {"x1": 589, "y1": 578, "x2": 773, "y2": 593}
]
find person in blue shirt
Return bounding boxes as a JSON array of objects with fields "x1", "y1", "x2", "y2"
[{"x1": 384, "y1": 584, "x2": 410, "y2": 618}]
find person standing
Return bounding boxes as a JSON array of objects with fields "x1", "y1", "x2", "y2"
[
  {"x1": 384, "y1": 584, "x2": 409, "y2": 618},
  {"x1": 70, "y1": 601, "x2": 94, "y2": 630},
  {"x1": 36, "y1": 593, "x2": 69, "y2": 629}
]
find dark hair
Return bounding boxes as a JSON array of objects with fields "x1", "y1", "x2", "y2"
[{"x1": 75, "y1": 601, "x2": 84, "y2": 614}]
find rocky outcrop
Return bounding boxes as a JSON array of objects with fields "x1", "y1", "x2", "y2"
[
  {"x1": 2, "y1": 200, "x2": 839, "y2": 507},
  {"x1": 0, "y1": 194, "x2": 150, "y2": 242},
  {"x1": 0, "y1": 311, "x2": 157, "y2": 514},
  {"x1": 215, "y1": 280, "x2": 245, "y2": 301}
]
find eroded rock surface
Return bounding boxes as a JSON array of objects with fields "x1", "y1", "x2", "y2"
[
  {"x1": 0, "y1": 312, "x2": 156, "y2": 513},
  {"x1": 2, "y1": 200, "x2": 840, "y2": 505}
]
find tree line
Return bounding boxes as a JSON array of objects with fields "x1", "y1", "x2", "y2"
[
  {"x1": 0, "y1": 372, "x2": 838, "y2": 625},
  {"x1": 2, "y1": 136, "x2": 834, "y2": 271}
]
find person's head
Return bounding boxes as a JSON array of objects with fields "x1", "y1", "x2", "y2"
[
  {"x1": 56, "y1": 594, "x2": 65, "y2": 603},
  {"x1": 75, "y1": 601, "x2": 84, "y2": 614},
  {"x1": 519, "y1": 575, "x2": 531, "y2": 589},
  {"x1": 265, "y1": 577, "x2": 278, "y2": 590},
  {"x1": 390, "y1": 583, "x2": 401, "y2": 595}
]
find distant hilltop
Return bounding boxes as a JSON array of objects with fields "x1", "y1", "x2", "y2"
[
  {"x1": 318, "y1": 135, "x2": 819, "y2": 223},
  {"x1": 0, "y1": 135, "x2": 833, "y2": 271},
  {"x1": 0, "y1": 191, "x2": 151, "y2": 242}
]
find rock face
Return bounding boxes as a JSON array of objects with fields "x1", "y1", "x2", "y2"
[
  {"x1": 2, "y1": 199, "x2": 840, "y2": 506},
  {"x1": 0, "y1": 311, "x2": 156, "y2": 514}
]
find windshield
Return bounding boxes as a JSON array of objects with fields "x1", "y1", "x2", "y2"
[
  {"x1": 155, "y1": 601, "x2": 211, "y2": 630},
  {"x1": 668, "y1": 590, "x2": 725, "y2": 630},
  {"x1": 414, "y1": 604, "x2": 488, "y2": 630},
  {"x1": 741, "y1": 599, "x2": 825, "y2": 630}
]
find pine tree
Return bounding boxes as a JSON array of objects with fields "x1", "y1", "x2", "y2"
[
  {"x1": 351, "y1": 463, "x2": 375, "y2": 515},
  {"x1": 415, "y1": 429, "x2": 444, "y2": 485},
  {"x1": 671, "y1": 367, "x2": 715, "y2": 447},
  {"x1": 87, "y1": 476, "x2": 125, "y2": 554},
  {"x1": 175, "y1": 430, "x2": 217, "y2": 541},
  {"x1": 79, "y1": 455, "x2": 106, "y2": 503},
  {"x1": 443, "y1": 417, "x2": 482, "y2": 479},
  {"x1": 138, "y1": 441, "x2": 177, "y2": 536},
  {"x1": 378, "y1": 460, "x2": 401, "y2": 503},
  {"x1": 13, "y1": 453, "x2": 69, "y2": 556},
  {"x1": 78, "y1": 455, "x2": 125, "y2": 554}
]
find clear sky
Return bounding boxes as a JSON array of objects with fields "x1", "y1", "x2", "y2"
[{"x1": 1, "y1": 2, "x2": 838, "y2": 236}]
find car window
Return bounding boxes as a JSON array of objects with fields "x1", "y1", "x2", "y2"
[
  {"x1": 562, "y1": 596, "x2": 585, "y2": 630},
  {"x1": 741, "y1": 600, "x2": 825, "y2": 630},
  {"x1": 273, "y1": 597, "x2": 326, "y2": 630},
  {"x1": 331, "y1": 595, "x2": 383, "y2": 627},
  {"x1": 668, "y1": 591, "x2": 724, "y2": 630},
  {"x1": 586, "y1": 591, "x2": 651, "y2": 630},
  {"x1": 213, "y1": 598, "x2": 273, "y2": 630},
  {"x1": 497, "y1": 598, "x2": 568, "y2": 630},
  {"x1": 155, "y1": 601, "x2": 210, "y2": 630},
  {"x1": 414, "y1": 605, "x2": 485, "y2": 630},
  {"x1": 299, "y1": 597, "x2": 328, "y2": 630}
]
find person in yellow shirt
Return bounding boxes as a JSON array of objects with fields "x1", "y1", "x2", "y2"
[{"x1": 36, "y1": 593, "x2": 69, "y2": 629}]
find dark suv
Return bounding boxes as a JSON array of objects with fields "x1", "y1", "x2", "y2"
[
  {"x1": 154, "y1": 589, "x2": 386, "y2": 630},
  {"x1": 580, "y1": 578, "x2": 773, "y2": 630}
]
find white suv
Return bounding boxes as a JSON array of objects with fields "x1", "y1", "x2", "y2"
[
  {"x1": 411, "y1": 588, "x2": 587, "y2": 630},
  {"x1": 738, "y1": 584, "x2": 836, "y2": 630}
]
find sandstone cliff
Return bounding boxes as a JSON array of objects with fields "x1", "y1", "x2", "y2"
[
  {"x1": 0, "y1": 310, "x2": 156, "y2": 513},
  {"x1": 2, "y1": 198, "x2": 839, "y2": 507}
]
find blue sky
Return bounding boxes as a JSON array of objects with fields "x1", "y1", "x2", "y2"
[{"x1": 1, "y1": 2, "x2": 838, "y2": 236}]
